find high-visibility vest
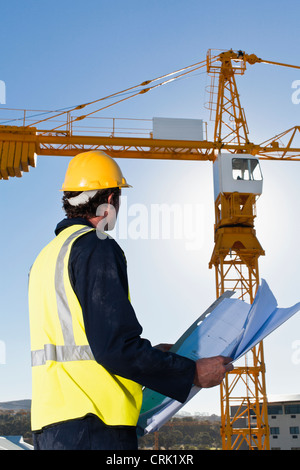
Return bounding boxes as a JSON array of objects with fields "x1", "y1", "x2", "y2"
[{"x1": 29, "y1": 224, "x2": 143, "y2": 432}]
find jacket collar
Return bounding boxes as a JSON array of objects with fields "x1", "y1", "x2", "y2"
[{"x1": 55, "y1": 217, "x2": 94, "y2": 236}]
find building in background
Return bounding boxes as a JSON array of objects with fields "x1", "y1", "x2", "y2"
[
  {"x1": 231, "y1": 394, "x2": 300, "y2": 450},
  {"x1": 0, "y1": 436, "x2": 33, "y2": 450}
]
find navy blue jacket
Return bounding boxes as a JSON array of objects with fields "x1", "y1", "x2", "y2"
[{"x1": 55, "y1": 217, "x2": 196, "y2": 404}]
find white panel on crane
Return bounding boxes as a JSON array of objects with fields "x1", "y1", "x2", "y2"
[{"x1": 152, "y1": 117, "x2": 203, "y2": 141}]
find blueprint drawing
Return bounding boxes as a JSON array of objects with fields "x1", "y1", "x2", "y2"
[{"x1": 137, "y1": 279, "x2": 300, "y2": 436}]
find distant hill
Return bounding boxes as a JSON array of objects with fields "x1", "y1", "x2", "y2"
[{"x1": 0, "y1": 400, "x2": 31, "y2": 411}]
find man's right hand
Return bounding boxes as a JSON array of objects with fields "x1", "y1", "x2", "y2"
[{"x1": 194, "y1": 356, "x2": 233, "y2": 388}]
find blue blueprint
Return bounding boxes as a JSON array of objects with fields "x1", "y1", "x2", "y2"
[{"x1": 137, "y1": 279, "x2": 300, "y2": 436}]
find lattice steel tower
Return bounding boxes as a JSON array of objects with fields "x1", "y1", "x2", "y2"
[{"x1": 207, "y1": 50, "x2": 270, "y2": 450}]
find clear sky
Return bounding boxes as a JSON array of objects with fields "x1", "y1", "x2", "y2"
[{"x1": 0, "y1": 0, "x2": 300, "y2": 416}]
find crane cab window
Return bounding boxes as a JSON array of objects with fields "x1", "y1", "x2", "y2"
[{"x1": 232, "y1": 158, "x2": 262, "y2": 181}]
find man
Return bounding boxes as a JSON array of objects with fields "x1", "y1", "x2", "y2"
[{"x1": 28, "y1": 150, "x2": 233, "y2": 450}]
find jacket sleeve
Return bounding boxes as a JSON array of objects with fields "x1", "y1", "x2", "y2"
[{"x1": 69, "y1": 232, "x2": 196, "y2": 404}]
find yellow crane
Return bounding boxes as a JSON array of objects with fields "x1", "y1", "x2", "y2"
[{"x1": 1, "y1": 48, "x2": 300, "y2": 450}]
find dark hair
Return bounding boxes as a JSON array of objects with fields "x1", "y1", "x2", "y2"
[{"x1": 62, "y1": 187, "x2": 121, "y2": 219}]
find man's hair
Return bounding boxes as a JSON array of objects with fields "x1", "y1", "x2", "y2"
[{"x1": 62, "y1": 187, "x2": 121, "y2": 219}]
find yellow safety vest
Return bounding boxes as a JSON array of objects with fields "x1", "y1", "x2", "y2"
[{"x1": 29, "y1": 224, "x2": 143, "y2": 432}]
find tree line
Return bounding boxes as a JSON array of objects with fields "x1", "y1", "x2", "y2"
[
  {"x1": 0, "y1": 409, "x2": 32, "y2": 445},
  {"x1": 138, "y1": 416, "x2": 222, "y2": 450}
]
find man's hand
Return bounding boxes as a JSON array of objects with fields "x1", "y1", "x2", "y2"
[{"x1": 194, "y1": 356, "x2": 233, "y2": 388}]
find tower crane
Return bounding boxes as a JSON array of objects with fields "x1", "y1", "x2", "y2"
[{"x1": 1, "y1": 48, "x2": 300, "y2": 450}]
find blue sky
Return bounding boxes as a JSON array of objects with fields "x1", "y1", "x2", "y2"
[{"x1": 0, "y1": 0, "x2": 300, "y2": 415}]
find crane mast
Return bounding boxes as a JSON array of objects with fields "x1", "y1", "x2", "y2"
[{"x1": 207, "y1": 49, "x2": 269, "y2": 450}]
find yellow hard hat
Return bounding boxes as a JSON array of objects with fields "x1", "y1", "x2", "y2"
[{"x1": 61, "y1": 150, "x2": 131, "y2": 191}]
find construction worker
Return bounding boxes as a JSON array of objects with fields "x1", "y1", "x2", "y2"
[{"x1": 28, "y1": 150, "x2": 233, "y2": 450}]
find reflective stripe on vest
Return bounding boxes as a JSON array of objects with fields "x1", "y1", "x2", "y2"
[
  {"x1": 32, "y1": 344, "x2": 94, "y2": 366},
  {"x1": 29, "y1": 224, "x2": 143, "y2": 431}
]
